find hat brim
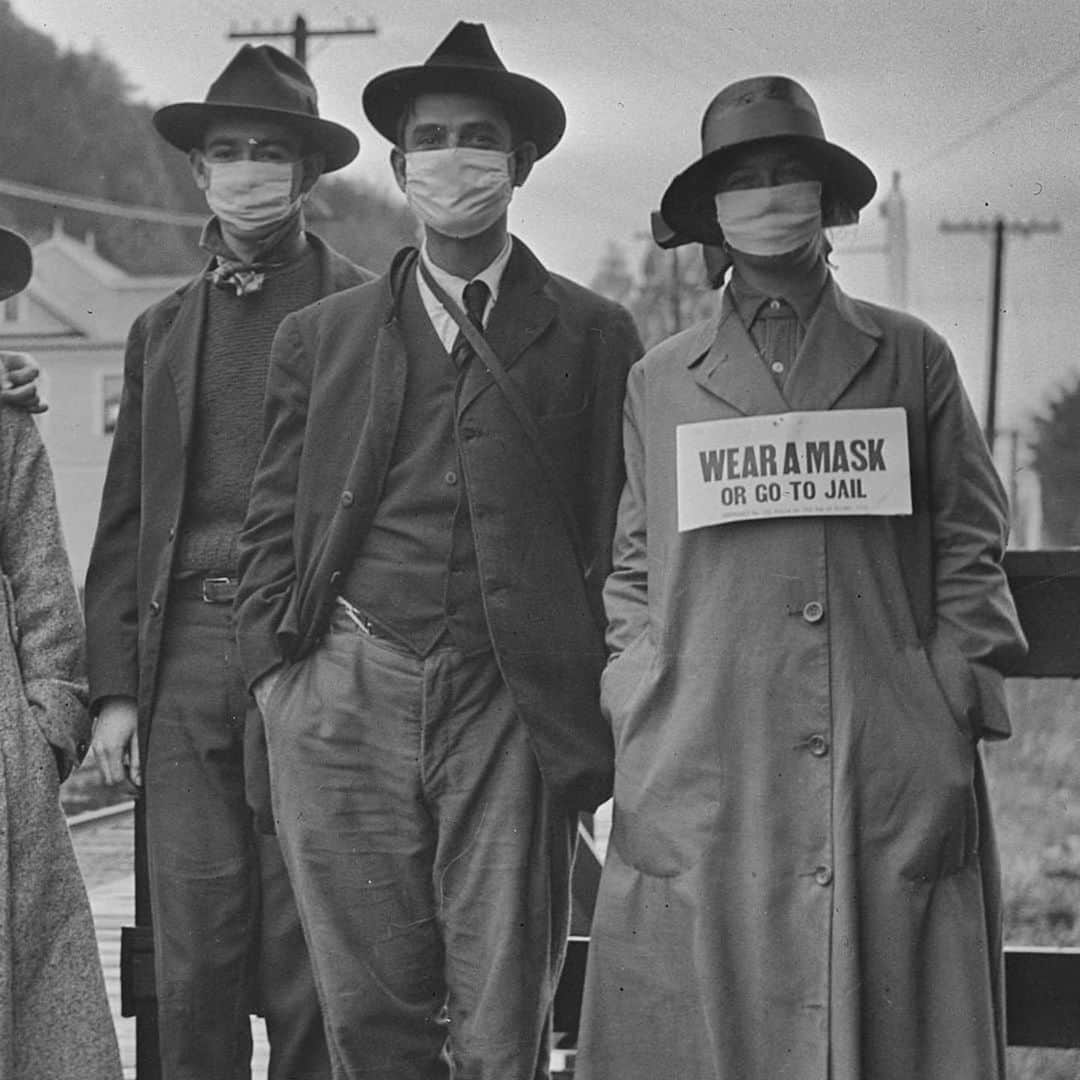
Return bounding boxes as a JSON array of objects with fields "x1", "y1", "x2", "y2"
[
  {"x1": 660, "y1": 135, "x2": 877, "y2": 246},
  {"x1": 0, "y1": 228, "x2": 31, "y2": 302},
  {"x1": 153, "y1": 102, "x2": 359, "y2": 172},
  {"x1": 362, "y1": 65, "x2": 566, "y2": 159}
]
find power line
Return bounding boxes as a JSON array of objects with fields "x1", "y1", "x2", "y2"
[
  {"x1": 0, "y1": 177, "x2": 206, "y2": 228},
  {"x1": 910, "y1": 57, "x2": 1080, "y2": 174},
  {"x1": 939, "y1": 216, "x2": 1061, "y2": 451}
]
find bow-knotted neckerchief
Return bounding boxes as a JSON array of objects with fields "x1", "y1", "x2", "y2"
[{"x1": 201, "y1": 216, "x2": 301, "y2": 298}]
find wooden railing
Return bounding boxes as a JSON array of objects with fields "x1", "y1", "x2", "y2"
[{"x1": 123, "y1": 550, "x2": 1080, "y2": 1074}]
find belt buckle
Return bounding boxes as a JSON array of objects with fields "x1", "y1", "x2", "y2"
[{"x1": 201, "y1": 576, "x2": 234, "y2": 604}]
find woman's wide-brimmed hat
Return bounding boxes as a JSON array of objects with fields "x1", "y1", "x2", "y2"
[
  {"x1": 363, "y1": 22, "x2": 566, "y2": 159},
  {"x1": 660, "y1": 75, "x2": 877, "y2": 245},
  {"x1": 154, "y1": 45, "x2": 359, "y2": 172},
  {"x1": 0, "y1": 227, "x2": 32, "y2": 302}
]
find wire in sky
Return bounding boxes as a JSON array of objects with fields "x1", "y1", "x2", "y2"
[
  {"x1": 0, "y1": 177, "x2": 205, "y2": 228},
  {"x1": 909, "y1": 55, "x2": 1080, "y2": 175}
]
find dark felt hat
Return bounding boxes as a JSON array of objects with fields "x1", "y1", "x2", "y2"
[
  {"x1": 153, "y1": 44, "x2": 359, "y2": 172},
  {"x1": 661, "y1": 75, "x2": 876, "y2": 245},
  {"x1": 0, "y1": 227, "x2": 31, "y2": 302},
  {"x1": 363, "y1": 22, "x2": 566, "y2": 159}
]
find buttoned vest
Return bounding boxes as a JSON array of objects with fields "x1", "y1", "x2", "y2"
[{"x1": 340, "y1": 269, "x2": 488, "y2": 654}]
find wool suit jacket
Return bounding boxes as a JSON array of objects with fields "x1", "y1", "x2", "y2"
[
  {"x1": 84, "y1": 232, "x2": 372, "y2": 750},
  {"x1": 234, "y1": 239, "x2": 643, "y2": 811}
]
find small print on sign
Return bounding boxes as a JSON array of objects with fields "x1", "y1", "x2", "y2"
[{"x1": 676, "y1": 407, "x2": 912, "y2": 531}]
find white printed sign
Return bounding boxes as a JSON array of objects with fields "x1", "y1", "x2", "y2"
[{"x1": 676, "y1": 407, "x2": 912, "y2": 531}]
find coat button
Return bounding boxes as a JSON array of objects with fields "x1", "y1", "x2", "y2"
[
  {"x1": 168, "y1": 526, "x2": 176, "y2": 540},
  {"x1": 149, "y1": 600, "x2": 161, "y2": 615},
  {"x1": 341, "y1": 490, "x2": 354, "y2": 507},
  {"x1": 802, "y1": 600, "x2": 825, "y2": 623},
  {"x1": 444, "y1": 470, "x2": 458, "y2": 486},
  {"x1": 807, "y1": 733, "x2": 829, "y2": 757},
  {"x1": 813, "y1": 865, "x2": 833, "y2": 886}
]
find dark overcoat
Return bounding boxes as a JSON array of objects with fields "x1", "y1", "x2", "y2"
[
  {"x1": 577, "y1": 279, "x2": 1028, "y2": 1080},
  {"x1": 84, "y1": 233, "x2": 371, "y2": 748},
  {"x1": 233, "y1": 241, "x2": 643, "y2": 811}
]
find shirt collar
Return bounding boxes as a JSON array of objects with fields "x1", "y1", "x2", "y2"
[
  {"x1": 417, "y1": 235, "x2": 513, "y2": 326},
  {"x1": 726, "y1": 258, "x2": 829, "y2": 330}
]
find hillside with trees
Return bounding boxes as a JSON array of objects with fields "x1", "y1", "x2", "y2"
[{"x1": 0, "y1": 0, "x2": 416, "y2": 275}]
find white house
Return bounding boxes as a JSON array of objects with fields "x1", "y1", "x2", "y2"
[{"x1": 0, "y1": 224, "x2": 188, "y2": 583}]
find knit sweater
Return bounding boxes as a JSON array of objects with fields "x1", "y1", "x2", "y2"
[{"x1": 175, "y1": 245, "x2": 320, "y2": 574}]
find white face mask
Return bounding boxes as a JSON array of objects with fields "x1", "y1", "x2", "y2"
[
  {"x1": 204, "y1": 160, "x2": 303, "y2": 235},
  {"x1": 404, "y1": 148, "x2": 514, "y2": 239},
  {"x1": 714, "y1": 180, "x2": 823, "y2": 257}
]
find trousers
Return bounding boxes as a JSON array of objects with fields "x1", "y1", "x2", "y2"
[
  {"x1": 263, "y1": 606, "x2": 575, "y2": 1079},
  {"x1": 144, "y1": 595, "x2": 330, "y2": 1079}
]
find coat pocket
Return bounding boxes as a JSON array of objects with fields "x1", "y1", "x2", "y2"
[
  {"x1": 599, "y1": 627, "x2": 654, "y2": 737},
  {"x1": 885, "y1": 643, "x2": 979, "y2": 881}
]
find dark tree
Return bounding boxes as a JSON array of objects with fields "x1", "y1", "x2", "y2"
[{"x1": 1030, "y1": 374, "x2": 1080, "y2": 546}]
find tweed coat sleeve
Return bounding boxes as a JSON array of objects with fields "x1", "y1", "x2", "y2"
[
  {"x1": 234, "y1": 311, "x2": 311, "y2": 689},
  {"x1": 924, "y1": 336, "x2": 1027, "y2": 739},
  {"x1": 84, "y1": 311, "x2": 149, "y2": 711},
  {"x1": 0, "y1": 407, "x2": 88, "y2": 778},
  {"x1": 602, "y1": 358, "x2": 650, "y2": 658}
]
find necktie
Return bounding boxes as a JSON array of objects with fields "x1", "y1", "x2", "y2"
[{"x1": 449, "y1": 279, "x2": 491, "y2": 369}]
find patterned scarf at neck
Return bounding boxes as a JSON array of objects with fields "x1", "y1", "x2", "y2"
[
  {"x1": 206, "y1": 259, "x2": 271, "y2": 297},
  {"x1": 201, "y1": 214, "x2": 304, "y2": 297}
]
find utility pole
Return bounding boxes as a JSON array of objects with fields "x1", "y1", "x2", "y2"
[
  {"x1": 939, "y1": 216, "x2": 1060, "y2": 454},
  {"x1": 229, "y1": 13, "x2": 377, "y2": 67}
]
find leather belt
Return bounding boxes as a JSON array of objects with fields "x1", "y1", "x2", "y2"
[{"x1": 171, "y1": 575, "x2": 239, "y2": 604}]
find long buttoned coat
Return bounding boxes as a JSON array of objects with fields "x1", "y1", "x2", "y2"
[
  {"x1": 0, "y1": 407, "x2": 121, "y2": 1078},
  {"x1": 84, "y1": 233, "x2": 371, "y2": 749},
  {"x1": 233, "y1": 241, "x2": 643, "y2": 811},
  {"x1": 577, "y1": 279, "x2": 1027, "y2": 1080}
]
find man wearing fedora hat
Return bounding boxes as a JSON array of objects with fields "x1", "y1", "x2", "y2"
[
  {"x1": 577, "y1": 77, "x2": 1026, "y2": 1080},
  {"x1": 233, "y1": 21, "x2": 641, "y2": 1080},
  {"x1": 84, "y1": 44, "x2": 372, "y2": 1079}
]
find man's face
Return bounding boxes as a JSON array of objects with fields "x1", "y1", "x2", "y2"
[
  {"x1": 190, "y1": 118, "x2": 323, "y2": 196},
  {"x1": 391, "y1": 92, "x2": 535, "y2": 192},
  {"x1": 713, "y1": 140, "x2": 821, "y2": 194}
]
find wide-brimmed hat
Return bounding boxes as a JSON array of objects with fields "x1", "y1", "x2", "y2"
[
  {"x1": 363, "y1": 22, "x2": 566, "y2": 159},
  {"x1": 661, "y1": 75, "x2": 876, "y2": 245},
  {"x1": 154, "y1": 45, "x2": 359, "y2": 172},
  {"x1": 0, "y1": 227, "x2": 31, "y2": 302}
]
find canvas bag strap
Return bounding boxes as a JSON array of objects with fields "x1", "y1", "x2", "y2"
[{"x1": 418, "y1": 258, "x2": 586, "y2": 572}]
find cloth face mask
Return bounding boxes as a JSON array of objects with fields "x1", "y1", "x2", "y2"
[
  {"x1": 405, "y1": 148, "x2": 514, "y2": 239},
  {"x1": 204, "y1": 160, "x2": 303, "y2": 235},
  {"x1": 714, "y1": 180, "x2": 823, "y2": 256}
]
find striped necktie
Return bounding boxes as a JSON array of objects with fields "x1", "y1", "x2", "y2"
[{"x1": 449, "y1": 279, "x2": 491, "y2": 369}]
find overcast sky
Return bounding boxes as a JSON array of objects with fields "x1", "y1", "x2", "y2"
[{"x1": 13, "y1": 0, "x2": 1080, "y2": 441}]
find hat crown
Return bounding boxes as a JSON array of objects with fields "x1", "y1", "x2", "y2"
[
  {"x1": 205, "y1": 44, "x2": 321, "y2": 121},
  {"x1": 701, "y1": 75, "x2": 826, "y2": 156},
  {"x1": 425, "y1": 21, "x2": 508, "y2": 73}
]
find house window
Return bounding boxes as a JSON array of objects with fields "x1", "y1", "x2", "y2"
[{"x1": 101, "y1": 373, "x2": 123, "y2": 435}]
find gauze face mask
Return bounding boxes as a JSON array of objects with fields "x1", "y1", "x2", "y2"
[
  {"x1": 714, "y1": 180, "x2": 823, "y2": 257},
  {"x1": 204, "y1": 160, "x2": 303, "y2": 235},
  {"x1": 404, "y1": 148, "x2": 514, "y2": 239}
]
